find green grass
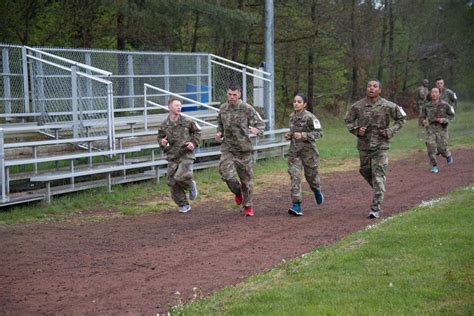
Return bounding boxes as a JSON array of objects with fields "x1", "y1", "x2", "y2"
[
  {"x1": 177, "y1": 186, "x2": 474, "y2": 315},
  {"x1": 1, "y1": 101, "x2": 473, "y2": 224}
]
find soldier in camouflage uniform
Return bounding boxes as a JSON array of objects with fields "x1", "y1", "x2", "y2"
[
  {"x1": 345, "y1": 80, "x2": 406, "y2": 219},
  {"x1": 214, "y1": 84, "x2": 265, "y2": 217},
  {"x1": 285, "y1": 93, "x2": 324, "y2": 216},
  {"x1": 420, "y1": 87, "x2": 455, "y2": 174},
  {"x1": 157, "y1": 97, "x2": 201, "y2": 213},
  {"x1": 435, "y1": 77, "x2": 457, "y2": 111},
  {"x1": 415, "y1": 79, "x2": 429, "y2": 114}
]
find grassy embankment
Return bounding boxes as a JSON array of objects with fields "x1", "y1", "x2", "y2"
[
  {"x1": 176, "y1": 185, "x2": 474, "y2": 315},
  {"x1": 0, "y1": 101, "x2": 472, "y2": 224}
]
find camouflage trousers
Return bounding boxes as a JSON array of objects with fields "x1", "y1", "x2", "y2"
[
  {"x1": 425, "y1": 124, "x2": 450, "y2": 166},
  {"x1": 219, "y1": 150, "x2": 253, "y2": 207},
  {"x1": 287, "y1": 148, "x2": 320, "y2": 203},
  {"x1": 359, "y1": 149, "x2": 389, "y2": 211},
  {"x1": 167, "y1": 158, "x2": 194, "y2": 207}
]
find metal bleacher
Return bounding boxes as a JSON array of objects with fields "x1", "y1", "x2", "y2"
[{"x1": 0, "y1": 44, "x2": 287, "y2": 207}]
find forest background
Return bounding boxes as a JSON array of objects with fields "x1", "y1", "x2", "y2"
[{"x1": 1, "y1": 0, "x2": 473, "y2": 126}]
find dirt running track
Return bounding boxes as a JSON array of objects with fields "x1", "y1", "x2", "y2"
[{"x1": 1, "y1": 148, "x2": 473, "y2": 315}]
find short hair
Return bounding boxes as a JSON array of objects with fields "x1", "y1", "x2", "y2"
[
  {"x1": 367, "y1": 79, "x2": 381, "y2": 87},
  {"x1": 435, "y1": 77, "x2": 444, "y2": 82},
  {"x1": 227, "y1": 83, "x2": 242, "y2": 92},
  {"x1": 167, "y1": 96, "x2": 182, "y2": 105},
  {"x1": 431, "y1": 87, "x2": 440, "y2": 93},
  {"x1": 294, "y1": 92, "x2": 308, "y2": 103}
]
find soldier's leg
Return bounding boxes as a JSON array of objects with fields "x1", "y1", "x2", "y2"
[
  {"x1": 288, "y1": 155, "x2": 303, "y2": 204},
  {"x1": 425, "y1": 127, "x2": 437, "y2": 166},
  {"x1": 370, "y1": 149, "x2": 388, "y2": 211},
  {"x1": 218, "y1": 151, "x2": 241, "y2": 196},
  {"x1": 359, "y1": 150, "x2": 373, "y2": 187},
  {"x1": 301, "y1": 149, "x2": 320, "y2": 192},
  {"x1": 167, "y1": 161, "x2": 188, "y2": 207},
  {"x1": 234, "y1": 151, "x2": 254, "y2": 207},
  {"x1": 173, "y1": 158, "x2": 194, "y2": 190},
  {"x1": 436, "y1": 128, "x2": 451, "y2": 158}
]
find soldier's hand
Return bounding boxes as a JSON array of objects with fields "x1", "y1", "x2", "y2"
[
  {"x1": 185, "y1": 142, "x2": 195, "y2": 151},
  {"x1": 249, "y1": 127, "x2": 260, "y2": 135},
  {"x1": 284, "y1": 132, "x2": 292, "y2": 140},
  {"x1": 421, "y1": 119, "x2": 428, "y2": 127},
  {"x1": 379, "y1": 128, "x2": 392, "y2": 139},
  {"x1": 214, "y1": 132, "x2": 222, "y2": 142},
  {"x1": 293, "y1": 132, "x2": 303, "y2": 140},
  {"x1": 160, "y1": 136, "x2": 168, "y2": 146},
  {"x1": 357, "y1": 127, "x2": 367, "y2": 136},
  {"x1": 436, "y1": 118, "x2": 445, "y2": 124}
]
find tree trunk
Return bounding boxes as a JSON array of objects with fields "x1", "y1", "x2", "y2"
[
  {"x1": 350, "y1": 0, "x2": 358, "y2": 101},
  {"x1": 377, "y1": 0, "x2": 388, "y2": 80},
  {"x1": 388, "y1": 0, "x2": 395, "y2": 83},
  {"x1": 231, "y1": 0, "x2": 245, "y2": 61},
  {"x1": 191, "y1": 12, "x2": 200, "y2": 52}
]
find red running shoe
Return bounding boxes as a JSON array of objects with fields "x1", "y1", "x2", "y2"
[
  {"x1": 235, "y1": 193, "x2": 243, "y2": 205},
  {"x1": 244, "y1": 207, "x2": 254, "y2": 216}
]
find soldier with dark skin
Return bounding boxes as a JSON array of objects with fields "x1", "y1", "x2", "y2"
[
  {"x1": 435, "y1": 78, "x2": 458, "y2": 111},
  {"x1": 420, "y1": 87, "x2": 455, "y2": 174},
  {"x1": 214, "y1": 84, "x2": 265, "y2": 217},
  {"x1": 415, "y1": 79, "x2": 429, "y2": 114},
  {"x1": 157, "y1": 97, "x2": 201, "y2": 213},
  {"x1": 285, "y1": 93, "x2": 324, "y2": 216},
  {"x1": 345, "y1": 80, "x2": 406, "y2": 219}
]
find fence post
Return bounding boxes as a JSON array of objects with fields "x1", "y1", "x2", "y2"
[
  {"x1": 2, "y1": 49, "x2": 12, "y2": 122},
  {"x1": 71, "y1": 65, "x2": 79, "y2": 138},
  {"x1": 107, "y1": 82, "x2": 115, "y2": 152},
  {"x1": 207, "y1": 54, "x2": 212, "y2": 105},
  {"x1": 35, "y1": 52, "x2": 46, "y2": 124},
  {"x1": 0, "y1": 129, "x2": 8, "y2": 203},
  {"x1": 143, "y1": 85, "x2": 148, "y2": 131},
  {"x1": 164, "y1": 55, "x2": 170, "y2": 104},
  {"x1": 196, "y1": 56, "x2": 201, "y2": 103},
  {"x1": 85, "y1": 53, "x2": 93, "y2": 111},
  {"x1": 21, "y1": 46, "x2": 30, "y2": 116},
  {"x1": 242, "y1": 68, "x2": 247, "y2": 103},
  {"x1": 28, "y1": 57, "x2": 37, "y2": 118},
  {"x1": 127, "y1": 54, "x2": 135, "y2": 109}
]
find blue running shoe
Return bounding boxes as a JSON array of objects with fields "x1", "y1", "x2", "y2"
[
  {"x1": 315, "y1": 189, "x2": 324, "y2": 205},
  {"x1": 189, "y1": 180, "x2": 198, "y2": 200},
  {"x1": 447, "y1": 156, "x2": 454, "y2": 166},
  {"x1": 431, "y1": 166, "x2": 439, "y2": 174},
  {"x1": 288, "y1": 202, "x2": 303, "y2": 216}
]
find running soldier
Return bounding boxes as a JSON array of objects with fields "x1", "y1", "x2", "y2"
[
  {"x1": 214, "y1": 84, "x2": 265, "y2": 217},
  {"x1": 345, "y1": 80, "x2": 406, "y2": 219},
  {"x1": 286, "y1": 93, "x2": 324, "y2": 216},
  {"x1": 420, "y1": 87, "x2": 455, "y2": 174},
  {"x1": 158, "y1": 97, "x2": 201, "y2": 213},
  {"x1": 415, "y1": 79, "x2": 429, "y2": 114},
  {"x1": 435, "y1": 77, "x2": 458, "y2": 111}
]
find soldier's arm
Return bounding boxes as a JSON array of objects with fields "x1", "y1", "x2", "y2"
[
  {"x1": 387, "y1": 105, "x2": 406, "y2": 138},
  {"x1": 445, "y1": 103, "x2": 455, "y2": 123},
  {"x1": 302, "y1": 117, "x2": 323, "y2": 141},
  {"x1": 157, "y1": 125, "x2": 169, "y2": 149},
  {"x1": 344, "y1": 107, "x2": 360, "y2": 136},
  {"x1": 189, "y1": 121, "x2": 201, "y2": 148},
  {"x1": 419, "y1": 104, "x2": 427, "y2": 126},
  {"x1": 249, "y1": 107, "x2": 265, "y2": 135}
]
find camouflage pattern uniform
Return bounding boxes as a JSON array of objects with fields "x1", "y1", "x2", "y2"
[
  {"x1": 440, "y1": 88, "x2": 458, "y2": 111},
  {"x1": 287, "y1": 110, "x2": 323, "y2": 204},
  {"x1": 157, "y1": 115, "x2": 201, "y2": 207},
  {"x1": 345, "y1": 97, "x2": 406, "y2": 211},
  {"x1": 217, "y1": 99, "x2": 265, "y2": 208},
  {"x1": 419, "y1": 100, "x2": 455, "y2": 166},
  {"x1": 415, "y1": 85, "x2": 429, "y2": 113}
]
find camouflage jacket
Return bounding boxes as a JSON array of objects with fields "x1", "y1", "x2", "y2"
[
  {"x1": 288, "y1": 110, "x2": 323, "y2": 153},
  {"x1": 440, "y1": 88, "x2": 457, "y2": 107},
  {"x1": 217, "y1": 99, "x2": 265, "y2": 152},
  {"x1": 157, "y1": 115, "x2": 201, "y2": 161},
  {"x1": 419, "y1": 100, "x2": 455, "y2": 126},
  {"x1": 415, "y1": 86, "x2": 429, "y2": 105},
  {"x1": 345, "y1": 97, "x2": 406, "y2": 151}
]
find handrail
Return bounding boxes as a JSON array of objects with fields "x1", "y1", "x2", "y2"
[
  {"x1": 146, "y1": 100, "x2": 217, "y2": 128},
  {"x1": 210, "y1": 54, "x2": 271, "y2": 76},
  {"x1": 25, "y1": 46, "x2": 112, "y2": 76}
]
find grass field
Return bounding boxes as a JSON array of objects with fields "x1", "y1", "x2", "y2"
[
  {"x1": 176, "y1": 186, "x2": 474, "y2": 315},
  {"x1": 0, "y1": 101, "x2": 473, "y2": 224}
]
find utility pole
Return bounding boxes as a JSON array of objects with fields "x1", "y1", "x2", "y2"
[{"x1": 264, "y1": 0, "x2": 275, "y2": 131}]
